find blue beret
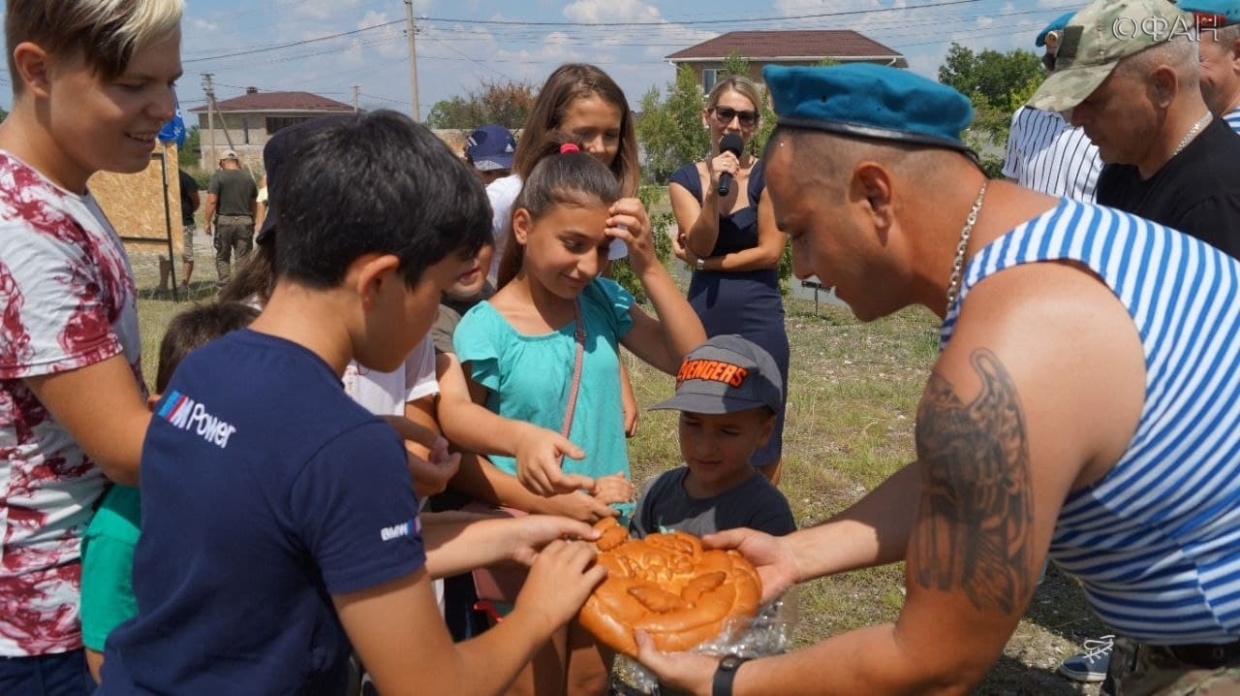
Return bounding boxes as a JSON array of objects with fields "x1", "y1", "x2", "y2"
[
  {"x1": 763, "y1": 63, "x2": 974, "y2": 155},
  {"x1": 1176, "y1": 0, "x2": 1240, "y2": 26},
  {"x1": 1036, "y1": 11, "x2": 1078, "y2": 47}
]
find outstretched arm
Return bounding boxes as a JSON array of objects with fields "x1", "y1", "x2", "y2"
[
  {"x1": 608, "y1": 199, "x2": 705, "y2": 375},
  {"x1": 638, "y1": 262, "x2": 1147, "y2": 694},
  {"x1": 436, "y1": 351, "x2": 595, "y2": 496}
]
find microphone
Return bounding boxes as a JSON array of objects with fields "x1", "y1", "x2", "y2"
[{"x1": 715, "y1": 133, "x2": 744, "y2": 197}]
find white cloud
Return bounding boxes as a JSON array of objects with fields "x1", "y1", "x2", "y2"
[{"x1": 563, "y1": 0, "x2": 663, "y2": 23}]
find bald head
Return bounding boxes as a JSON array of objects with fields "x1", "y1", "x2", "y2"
[{"x1": 765, "y1": 127, "x2": 971, "y2": 203}]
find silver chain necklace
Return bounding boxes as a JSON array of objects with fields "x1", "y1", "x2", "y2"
[
  {"x1": 1171, "y1": 111, "x2": 1212, "y2": 158},
  {"x1": 945, "y1": 180, "x2": 989, "y2": 310}
]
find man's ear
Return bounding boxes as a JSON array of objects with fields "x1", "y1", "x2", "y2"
[
  {"x1": 512, "y1": 208, "x2": 533, "y2": 246},
  {"x1": 354, "y1": 254, "x2": 402, "y2": 309},
  {"x1": 852, "y1": 161, "x2": 895, "y2": 231},
  {"x1": 12, "y1": 42, "x2": 53, "y2": 98},
  {"x1": 1148, "y1": 65, "x2": 1178, "y2": 107}
]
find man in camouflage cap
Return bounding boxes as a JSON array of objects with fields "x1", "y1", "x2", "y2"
[{"x1": 1030, "y1": 0, "x2": 1240, "y2": 259}]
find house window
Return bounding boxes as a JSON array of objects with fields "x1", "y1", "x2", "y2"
[
  {"x1": 702, "y1": 68, "x2": 719, "y2": 94},
  {"x1": 266, "y1": 116, "x2": 311, "y2": 135}
]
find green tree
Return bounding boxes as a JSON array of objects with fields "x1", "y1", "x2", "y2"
[
  {"x1": 179, "y1": 126, "x2": 200, "y2": 168},
  {"x1": 938, "y1": 43, "x2": 1043, "y2": 178},
  {"x1": 425, "y1": 79, "x2": 537, "y2": 129},
  {"x1": 634, "y1": 64, "x2": 708, "y2": 185}
]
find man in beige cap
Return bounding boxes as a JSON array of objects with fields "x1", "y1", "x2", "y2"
[
  {"x1": 202, "y1": 149, "x2": 258, "y2": 287},
  {"x1": 1029, "y1": 0, "x2": 1240, "y2": 259}
]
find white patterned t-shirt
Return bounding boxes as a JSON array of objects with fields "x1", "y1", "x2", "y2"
[{"x1": 0, "y1": 151, "x2": 145, "y2": 656}]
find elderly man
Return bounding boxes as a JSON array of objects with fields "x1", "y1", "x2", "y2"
[
  {"x1": 1029, "y1": 0, "x2": 1240, "y2": 259},
  {"x1": 1180, "y1": 0, "x2": 1240, "y2": 131},
  {"x1": 634, "y1": 55, "x2": 1240, "y2": 696}
]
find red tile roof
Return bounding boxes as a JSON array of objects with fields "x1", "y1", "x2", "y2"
[
  {"x1": 189, "y1": 91, "x2": 354, "y2": 114},
  {"x1": 666, "y1": 30, "x2": 905, "y2": 66}
]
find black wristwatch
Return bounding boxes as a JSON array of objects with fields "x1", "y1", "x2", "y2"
[{"x1": 712, "y1": 655, "x2": 750, "y2": 696}]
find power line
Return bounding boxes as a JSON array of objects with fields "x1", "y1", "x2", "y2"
[
  {"x1": 420, "y1": 0, "x2": 989, "y2": 27},
  {"x1": 183, "y1": 19, "x2": 403, "y2": 64}
]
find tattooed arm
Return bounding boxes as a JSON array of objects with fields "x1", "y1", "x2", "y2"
[{"x1": 635, "y1": 261, "x2": 1146, "y2": 695}]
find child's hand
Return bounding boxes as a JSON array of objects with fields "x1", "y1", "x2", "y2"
[
  {"x1": 515, "y1": 424, "x2": 596, "y2": 497},
  {"x1": 607, "y1": 197, "x2": 654, "y2": 273},
  {"x1": 408, "y1": 438, "x2": 459, "y2": 498},
  {"x1": 671, "y1": 229, "x2": 691, "y2": 263},
  {"x1": 378, "y1": 414, "x2": 440, "y2": 452},
  {"x1": 505, "y1": 515, "x2": 601, "y2": 567},
  {"x1": 515, "y1": 539, "x2": 606, "y2": 631},
  {"x1": 592, "y1": 474, "x2": 634, "y2": 506},
  {"x1": 541, "y1": 491, "x2": 620, "y2": 523}
]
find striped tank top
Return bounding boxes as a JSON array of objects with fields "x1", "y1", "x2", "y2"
[
  {"x1": 940, "y1": 199, "x2": 1240, "y2": 643},
  {"x1": 1225, "y1": 106, "x2": 1240, "y2": 135}
]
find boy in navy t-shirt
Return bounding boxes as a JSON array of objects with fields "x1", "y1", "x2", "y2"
[{"x1": 100, "y1": 112, "x2": 606, "y2": 695}]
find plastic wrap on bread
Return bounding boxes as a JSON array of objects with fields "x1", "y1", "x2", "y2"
[{"x1": 578, "y1": 518, "x2": 763, "y2": 657}]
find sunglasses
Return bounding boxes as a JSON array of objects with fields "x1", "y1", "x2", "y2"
[{"x1": 711, "y1": 106, "x2": 758, "y2": 128}]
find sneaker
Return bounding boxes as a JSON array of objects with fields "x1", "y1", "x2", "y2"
[{"x1": 1057, "y1": 634, "x2": 1114, "y2": 683}]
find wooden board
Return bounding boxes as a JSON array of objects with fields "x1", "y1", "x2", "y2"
[{"x1": 89, "y1": 144, "x2": 184, "y2": 258}]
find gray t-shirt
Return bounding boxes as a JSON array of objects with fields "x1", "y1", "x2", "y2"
[{"x1": 630, "y1": 467, "x2": 796, "y2": 539}]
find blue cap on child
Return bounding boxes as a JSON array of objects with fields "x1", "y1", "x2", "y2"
[
  {"x1": 465, "y1": 124, "x2": 516, "y2": 171},
  {"x1": 651, "y1": 335, "x2": 783, "y2": 415}
]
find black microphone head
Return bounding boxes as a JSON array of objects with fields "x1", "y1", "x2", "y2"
[{"x1": 719, "y1": 133, "x2": 744, "y2": 157}]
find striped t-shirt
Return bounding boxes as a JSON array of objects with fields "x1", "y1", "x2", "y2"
[
  {"x1": 940, "y1": 199, "x2": 1240, "y2": 644},
  {"x1": 1003, "y1": 106, "x2": 1101, "y2": 202},
  {"x1": 1225, "y1": 106, "x2": 1240, "y2": 134}
]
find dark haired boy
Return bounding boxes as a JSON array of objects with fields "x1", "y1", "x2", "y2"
[
  {"x1": 100, "y1": 111, "x2": 605, "y2": 695},
  {"x1": 81, "y1": 301, "x2": 259, "y2": 683},
  {"x1": 0, "y1": 1, "x2": 182, "y2": 691},
  {"x1": 632, "y1": 335, "x2": 796, "y2": 539}
]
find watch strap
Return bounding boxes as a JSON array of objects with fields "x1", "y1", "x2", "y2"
[{"x1": 712, "y1": 655, "x2": 748, "y2": 696}]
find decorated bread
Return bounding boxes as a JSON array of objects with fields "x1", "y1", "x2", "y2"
[{"x1": 578, "y1": 518, "x2": 762, "y2": 657}]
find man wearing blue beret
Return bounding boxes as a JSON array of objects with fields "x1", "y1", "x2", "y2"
[
  {"x1": 1180, "y1": 0, "x2": 1240, "y2": 131},
  {"x1": 634, "y1": 60, "x2": 1240, "y2": 695}
]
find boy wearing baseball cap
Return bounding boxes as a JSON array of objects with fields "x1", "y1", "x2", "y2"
[{"x1": 632, "y1": 335, "x2": 796, "y2": 539}]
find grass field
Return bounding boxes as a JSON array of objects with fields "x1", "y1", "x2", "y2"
[{"x1": 129, "y1": 244, "x2": 1107, "y2": 695}]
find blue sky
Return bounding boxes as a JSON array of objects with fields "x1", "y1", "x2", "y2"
[{"x1": 3, "y1": 0, "x2": 1082, "y2": 116}]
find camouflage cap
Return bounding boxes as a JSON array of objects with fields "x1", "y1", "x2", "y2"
[{"x1": 1028, "y1": 0, "x2": 1192, "y2": 112}]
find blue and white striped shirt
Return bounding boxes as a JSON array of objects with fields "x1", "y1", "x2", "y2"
[
  {"x1": 1225, "y1": 106, "x2": 1240, "y2": 134},
  {"x1": 1003, "y1": 107, "x2": 1102, "y2": 202},
  {"x1": 940, "y1": 200, "x2": 1240, "y2": 643}
]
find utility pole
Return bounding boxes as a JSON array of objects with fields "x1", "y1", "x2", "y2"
[
  {"x1": 404, "y1": 0, "x2": 421, "y2": 121},
  {"x1": 202, "y1": 73, "x2": 216, "y2": 171},
  {"x1": 352, "y1": 85, "x2": 360, "y2": 113}
]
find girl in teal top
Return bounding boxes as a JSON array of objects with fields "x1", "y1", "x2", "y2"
[
  {"x1": 448, "y1": 133, "x2": 706, "y2": 696},
  {"x1": 447, "y1": 136, "x2": 705, "y2": 517}
]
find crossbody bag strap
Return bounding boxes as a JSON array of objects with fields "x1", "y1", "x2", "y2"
[{"x1": 560, "y1": 300, "x2": 586, "y2": 440}]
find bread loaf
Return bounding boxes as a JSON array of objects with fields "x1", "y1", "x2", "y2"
[{"x1": 578, "y1": 518, "x2": 762, "y2": 657}]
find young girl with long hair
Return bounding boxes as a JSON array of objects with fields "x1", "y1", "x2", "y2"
[{"x1": 440, "y1": 137, "x2": 705, "y2": 695}]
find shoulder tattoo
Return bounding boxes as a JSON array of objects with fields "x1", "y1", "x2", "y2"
[{"x1": 911, "y1": 349, "x2": 1034, "y2": 614}]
